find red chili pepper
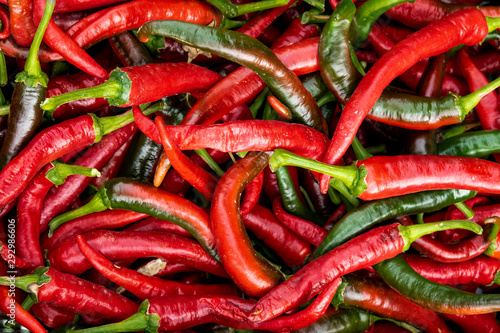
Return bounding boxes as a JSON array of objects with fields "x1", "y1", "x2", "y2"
[
  {"x1": 441, "y1": 312, "x2": 500, "y2": 333},
  {"x1": 41, "y1": 210, "x2": 147, "y2": 252},
  {"x1": 8, "y1": 0, "x2": 36, "y2": 47},
  {"x1": 47, "y1": 230, "x2": 228, "y2": 277},
  {"x1": 155, "y1": 116, "x2": 217, "y2": 201},
  {"x1": 271, "y1": 17, "x2": 319, "y2": 50},
  {"x1": 124, "y1": 216, "x2": 193, "y2": 238},
  {"x1": 76, "y1": 235, "x2": 237, "y2": 300},
  {"x1": 448, "y1": 49, "x2": 500, "y2": 76},
  {"x1": 320, "y1": 8, "x2": 489, "y2": 192},
  {"x1": 0, "y1": 6, "x2": 10, "y2": 40},
  {"x1": 272, "y1": 196, "x2": 327, "y2": 247},
  {"x1": 211, "y1": 151, "x2": 283, "y2": 298},
  {"x1": 242, "y1": 204, "x2": 311, "y2": 267},
  {"x1": 240, "y1": 169, "x2": 264, "y2": 216},
  {"x1": 402, "y1": 254, "x2": 500, "y2": 286},
  {"x1": 31, "y1": 303, "x2": 76, "y2": 329},
  {"x1": 0, "y1": 241, "x2": 31, "y2": 270},
  {"x1": 38, "y1": 123, "x2": 136, "y2": 231},
  {"x1": 299, "y1": 168, "x2": 333, "y2": 216}
]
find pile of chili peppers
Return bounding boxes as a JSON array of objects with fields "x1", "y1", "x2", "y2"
[{"x1": 2, "y1": 0, "x2": 500, "y2": 331}]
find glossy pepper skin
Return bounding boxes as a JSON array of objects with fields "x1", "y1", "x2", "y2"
[
  {"x1": 137, "y1": 20, "x2": 327, "y2": 134},
  {"x1": 211, "y1": 151, "x2": 284, "y2": 298},
  {"x1": 319, "y1": 8, "x2": 489, "y2": 192},
  {"x1": 374, "y1": 254, "x2": 500, "y2": 314}
]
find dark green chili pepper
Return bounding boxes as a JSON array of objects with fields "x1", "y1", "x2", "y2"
[
  {"x1": 296, "y1": 308, "x2": 377, "y2": 333},
  {"x1": 314, "y1": 189, "x2": 476, "y2": 258},
  {"x1": 118, "y1": 133, "x2": 162, "y2": 183},
  {"x1": 0, "y1": 0, "x2": 54, "y2": 169},
  {"x1": 137, "y1": 20, "x2": 328, "y2": 134},
  {"x1": 374, "y1": 255, "x2": 500, "y2": 315},
  {"x1": 437, "y1": 130, "x2": 500, "y2": 158}
]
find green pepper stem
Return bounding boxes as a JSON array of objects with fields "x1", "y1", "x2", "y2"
[
  {"x1": 399, "y1": 220, "x2": 482, "y2": 251},
  {"x1": 20, "y1": 295, "x2": 35, "y2": 311},
  {"x1": 194, "y1": 149, "x2": 224, "y2": 177},
  {"x1": 270, "y1": 149, "x2": 360, "y2": 191},
  {"x1": 48, "y1": 190, "x2": 109, "y2": 236},
  {"x1": 351, "y1": 137, "x2": 372, "y2": 161},
  {"x1": 46, "y1": 160, "x2": 100, "y2": 187},
  {"x1": 316, "y1": 91, "x2": 336, "y2": 107},
  {"x1": 0, "y1": 275, "x2": 37, "y2": 293},
  {"x1": 208, "y1": 0, "x2": 289, "y2": 18},
  {"x1": 486, "y1": 17, "x2": 500, "y2": 33},
  {"x1": 41, "y1": 80, "x2": 121, "y2": 114},
  {"x1": 440, "y1": 121, "x2": 481, "y2": 140},
  {"x1": 327, "y1": 188, "x2": 342, "y2": 205},
  {"x1": 249, "y1": 87, "x2": 269, "y2": 118},
  {"x1": 329, "y1": 178, "x2": 359, "y2": 209},
  {"x1": 453, "y1": 201, "x2": 475, "y2": 219},
  {"x1": 456, "y1": 75, "x2": 500, "y2": 119},
  {"x1": 0, "y1": 104, "x2": 9, "y2": 116},
  {"x1": 301, "y1": 12, "x2": 329, "y2": 24},
  {"x1": 23, "y1": 0, "x2": 55, "y2": 84},
  {"x1": 0, "y1": 51, "x2": 7, "y2": 87}
]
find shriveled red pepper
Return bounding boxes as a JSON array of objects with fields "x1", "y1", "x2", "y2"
[
  {"x1": 47, "y1": 230, "x2": 228, "y2": 277},
  {"x1": 319, "y1": 8, "x2": 491, "y2": 192},
  {"x1": 76, "y1": 235, "x2": 237, "y2": 300},
  {"x1": 211, "y1": 151, "x2": 283, "y2": 298}
]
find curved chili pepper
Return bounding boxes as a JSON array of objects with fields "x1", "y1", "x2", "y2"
[
  {"x1": 399, "y1": 215, "x2": 499, "y2": 263},
  {"x1": 41, "y1": 62, "x2": 222, "y2": 116},
  {"x1": 17, "y1": 161, "x2": 100, "y2": 268},
  {"x1": 271, "y1": 17, "x2": 319, "y2": 50},
  {"x1": 374, "y1": 254, "x2": 500, "y2": 314},
  {"x1": 8, "y1": 0, "x2": 36, "y2": 47},
  {"x1": 402, "y1": 254, "x2": 500, "y2": 286},
  {"x1": 339, "y1": 275, "x2": 450, "y2": 333},
  {"x1": 1, "y1": 267, "x2": 138, "y2": 321},
  {"x1": 0, "y1": 6, "x2": 10, "y2": 40},
  {"x1": 0, "y1": 241, "x2": 31, "y2": 270},
  {"x1": 118, "y1": 131, "x2": 162, "y2": 183},
  {"x1": 45, "y1": 72, "x2": 107, "y2": 121},
  {"x1": 138, "y1": 21, "x2": 327, "y2": 134},
  {"x1": 240, "y1": 169, "x2": 263, "y2": 216},
  {"x1": 298, "y1": 308, "x2": 382, "y2": 333},
  {"x1": 0, "y1": 0, "x2": 53, "y2": 170},
  {"x1": 47, "y1": 230, "x2": 227, "y2": 277},
  {"x1": 42, "y1": 210, "x2": 147, "y2": 253},
  {"x1": 31, "y1": 303, "x2": 75, "y2": 329},
  {"x1": 124, "y1": 216, "x2": 192, "y2": 238},
  {"x1": 211, "y1": 151, "x2": 283, "y2": 298},
  {"x1": 319, "y1": 8, "x2": 490, "y2": 192},
  {"x1": 0, "y1": 291, "x2": 47, "y2": 333},
  {"x1": 76, "y1": 235, "x2": 237, "y2": 300},
  {"x1": 48, "y1": 177, "x2": 218, "y2": 259},
  {"x1": 438, "y1": 130, "x2": 500, "y2": 158},
  {"x1": 214, "y1": 221, "x2": 480, "y2": 322},
  {"x1": 272, "y1": 196, "x2": 327, "y2": 247}
]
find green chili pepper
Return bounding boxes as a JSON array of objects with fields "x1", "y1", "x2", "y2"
[
  {"x1": 314, "y1": 189, "x2": 476, "y2": 258},
  {"x1": 437, "y1": 130, "x2": 500, "y2": 158},
  {"x1": 137, "y1": 20, "x2": 327, "y2": 134}
]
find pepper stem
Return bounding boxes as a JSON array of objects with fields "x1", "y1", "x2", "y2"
[
  {"x1": 194, "y1": 149, "x2": 224, "y2": 177},
  {"x1": 453, "y1": 201, "x2": 475, "y2": 219},
  {"x1": 269, "y1": 149, "x2": 360, "y2": 192},
  {"x1": 0, "y1": 104, "x2": 9, "y2": 116},
  {"x1": 48, "y1": 189, "x2": 109, "y2": 236},
  {"x1": 351, "y1": 137, "x2": 372, "y2": 161},
  {"x1": 71, "y1": 300, "x2": 160, "y2": 333},
  {"x1": 456, "y1": 75, "x2": 500, "y2": 120},
  {"x1": 0, "y1": 50, "x2": 8, "y2": 87},
  {"x1": 486, "y1": 17, "x2": 500, "y2": 33},
  {"x1": 46, "y1": 160, "x2": 101, "y2": 187},
  {"x1": 207, "y1": 0, "x2": 289, "y2": 18},
  {"x1": 399, "y1": 220, "x2": 482, "y2": 251},
  {"x1": 18, "y1": 0, "x2": 54, "y2": 87},
  {"x1": 41, "y1": 80, "x2": 121, "y2": 114}
]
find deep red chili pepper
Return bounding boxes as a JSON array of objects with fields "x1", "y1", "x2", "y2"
[
  {"x1": 45, "y1": 72, "x2": 107, "y2": 121},
  {"x1": 240, "y1": 170, "x2": 264, "y2": 216},
  {"x1": 41, "y1": 62, "x2": 222, "y2": 116},
  {"x1": 272, "y1": 196, "x2": 327, "y2": 247},
  {"x1": 441, "y1": 312, "x2": 500, "y2": 333},
  {"x1": 155, "y1": 116, "x2": 217, "y2": 201},
  {"x1": 402, "y1": 254, "x2": 500, "y2": 286},
  {"x1": 47, "y1": 230, "x2": 228, "y2": 277},
  {"x1": 211, "y1": 151, "x2": 283, "y2": 298},
  {"x1": 398, "y1": 215, "x2": 499, "y2": 263},
  {"x1": 242, "y1": 204, "x2": 311, "y2": 267},
  {"x1": 31, "y1": 303, "x2": 75, "y2": 329},
  {"x1": 206, "y1": 221, "x2": 479, "y2": 322},
  {"x1": 0, "y1": 241, "x2": 31, "y2": 270},
  {"x1": 448, "y1": 50, "x2": 500, "y2": 76},
  {"x1": 8, "y1": 0, "x2": 36, "y2": 47},
  {"x1": 271, "y1": 17, "x2": 319, "y2": 50},
  {"x1": 3, "y1": 267, "x2": 138, "y2": 322},
  {"x1": 0, "y1": 6, "x2": 10, "y2": 40},
  {"x1": 76, "y1": 235, "x2": 237, "y2": 300},
  {"x1": 179, "y1": 37, "x2": 320, "y2": 126},
  {"x1": 378, "y1": 23, "x2": 415, "y2": 43},
  {"x1": 324, "y1": 202, "x2": 347, "y2": 230},
  {"x1": 124, "y1": 216, "x2": 193, "y2": 238},
  {"x1": 299, "y1": 168, "x2": 333, "y2": 216},
  {"x1": 41, "y1": 210, "x2": 147, "y2": 253},
  {"x1": 0, "y1": 296, "x2": 46, "y2": 333},
  {"x1": 38, "y1": 123, "x2": 136, "y2": 231},
  {"x1": 320, "y1": 8, "x2": 490, "y2": 192}
]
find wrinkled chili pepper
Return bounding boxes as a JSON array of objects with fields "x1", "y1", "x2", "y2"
[
  {"x1": 374, "y1": 254, "x2": 500, "y2": 314},
  {"x1": 319, "y1": 8, "x2": 491, "y2": 192},
  {"x1": 47, "y1": 230, "x2": 227, "y2": 277},
  {"x1": 210, "y1": 221, "x2": 480, "y2": 322},
  {"x1": 137, "y1": 20, "x2": 327, "y2": 134},
  {"x1": 211, "y1": 151, "x2": 283, "y2": 298},
  {"x1": 0, "y1": 0, "x2": 53, "y2": 170},
  {"x1": 8, "y1": 0, "x2": 36, "y2": 47},
  {"x1": 76, "y1": 235, "x2": 237, "y2": 300},
  {"x1": 41, "y1": 62, "x2": 222, "y2": 116},
  {"x1": 402, "y1": 254, "x2": 500, "y2": 285},
  {"x1": 48, "y1": 177, "x2": 218, "y2": 259},
  {"x1": 17, "y1": 161, "x2": 100, "y2": 268}
]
